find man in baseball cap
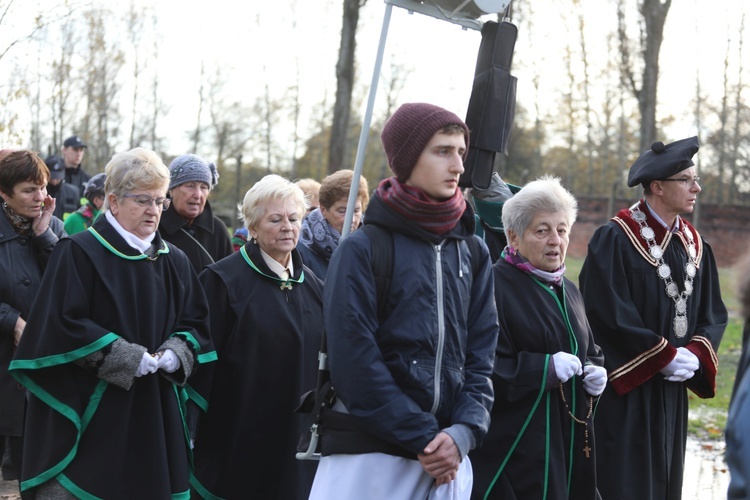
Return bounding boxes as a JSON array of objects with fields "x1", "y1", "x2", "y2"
[
  {"x1": 45, "y1": 135, "x2": 91, "y2": 212},
  {"x1": 63, "y1": 135, "x2": 87, "y2": 149}
]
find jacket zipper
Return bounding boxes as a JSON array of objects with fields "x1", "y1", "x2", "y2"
[{"x1": 431, "y1": 242, "x2": 446, "y2": 414}]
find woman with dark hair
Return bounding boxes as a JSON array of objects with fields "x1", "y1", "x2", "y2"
[{"x1": 0, "y1": 149, "x2": 64, "y2": 485}]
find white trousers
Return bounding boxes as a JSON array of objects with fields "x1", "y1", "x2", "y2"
[{"x1": 308, "y1": 452, "x2": 473, "y2": 500}]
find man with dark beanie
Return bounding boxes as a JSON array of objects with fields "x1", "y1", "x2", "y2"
[{"x1": 309, "y1": 103, "x2": 499, "y2": 499}]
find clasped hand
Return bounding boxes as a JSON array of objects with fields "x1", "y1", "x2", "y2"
[
  {"x1": 135, "y1": 349, "x2": 180, "y2": 377},
  {"x1": 419, "y1": 432, "x2": 460, "y2": 486},
  {"x1": 582, "y1": 364, "x2": 608, "y2": 396},
  {"x1": 552, "y1": 352, "x2": 582, "y2": 383},
  {"x1": 660, "y1": 347, "x2": 699, "y2": 382}
]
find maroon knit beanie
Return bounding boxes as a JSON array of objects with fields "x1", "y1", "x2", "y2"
[{"x1": 380, "y1": 103, "x2": 470, "y2": 183}]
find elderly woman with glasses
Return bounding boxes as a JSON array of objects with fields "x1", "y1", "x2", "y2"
[
  {"x1": 471, "y1": 176, "x2": 606, "y2": 500},
  {"x1": 190, "y1": 174, "x2": 323, "y2": 500},
  {"x1": 158, "y1": 154, "x2": 232, "y2": 272},
  {"x1": 10, "y1": 147, "x2": 215, "y2": 499}
]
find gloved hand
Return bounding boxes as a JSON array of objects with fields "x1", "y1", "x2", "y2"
[
  {"x1": 135, "y1": 352, "x2": 159, "y2": 377},
  {"x1": 552, "y1": 352, "x2": 582, "y2": 383},
  {"x1": 582, "y1": 364, "x2": 608, "y2": 396},
  {"x1": 469, "y1": 172, "x2": 514, "y2": 203},
  {"x1": 156, "y1": 349, "x2": 180, "y2": 373},
  {"x1": 660, "y1": 347, "x2": 700, "y2": 382}
]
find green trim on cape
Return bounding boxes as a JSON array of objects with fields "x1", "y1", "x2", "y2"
[
  {"x1": 87, "y1": 226, "x2": 169, "y2": 260},
  {"x1": 18, "y1": 380, "x2": 108, "y2": 491},
  {"x1": 484, "y1": 355, "x2": 551, "y2": 499},
  {"x1": 189, "y1": 474, "x2": 227, "y2": 500},
  {"x1": 239, "y1": 245, "x2": 305, "y2": 288},
  {"x1": 10, "y1": 332, "x2": 120, "y2": 370}
]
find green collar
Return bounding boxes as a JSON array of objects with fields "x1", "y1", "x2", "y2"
[
  {"x1": 88, "y1": 227, "x2": 169, "y2": 261},
  {"x1": 240, "y1": 245, "x2": 304, "y2": 290}
]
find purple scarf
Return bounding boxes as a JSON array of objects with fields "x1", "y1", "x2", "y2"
[{"x1": 502, "y1": 245, "x2": 566, "y2": 287}]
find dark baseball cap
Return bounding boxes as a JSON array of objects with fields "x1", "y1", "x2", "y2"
[
  {"x1": 48, "y1": 160, "x2": 65, "y2": 180},
  {"x1": 63, "y1": 135, "x2": 87, "y2": 148}
]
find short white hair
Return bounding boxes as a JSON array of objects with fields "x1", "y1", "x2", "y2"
[
  {"x1": 238, "y1": 174, "x2": 308, "y2": 229},
  {"x1": 501, "y1": 175, "x2": 578, "y2": 241}
]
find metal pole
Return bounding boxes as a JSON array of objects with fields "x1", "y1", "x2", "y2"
[{"x1": 341, "y1": 3, "x2": 393, "y2": 239}]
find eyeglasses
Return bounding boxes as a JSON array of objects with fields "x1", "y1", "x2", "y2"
[
  {"x1": 659, "y1": 176, "x2": 701, "y2": 187},
  {"x1": 121, "y1": 194, "x2": 171, "y2": 211}
]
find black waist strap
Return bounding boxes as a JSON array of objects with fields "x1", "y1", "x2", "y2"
[{"x1": 319, "y1": 410, "x2": 417, "y2": 460}]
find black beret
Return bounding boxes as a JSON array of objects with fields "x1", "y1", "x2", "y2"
[{"x1": 627, "y1": 136, "x2": 700, "y2": 187}]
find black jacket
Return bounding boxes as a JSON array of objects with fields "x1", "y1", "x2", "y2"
[
  {"x1": 158, "y1": 201, "x2": 233, "y2": 273},
  {"x1": 0, "y1": 212, "x2": 65, "y2": 436}
]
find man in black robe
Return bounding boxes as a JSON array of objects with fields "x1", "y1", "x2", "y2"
[{"x1": 579, "y1": 137, "x2": 727, "y2": 500}]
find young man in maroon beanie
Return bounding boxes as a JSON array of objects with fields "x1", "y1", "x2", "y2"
[{"x1": 309, "y1": 103, "x2": 499, "y2": 499}]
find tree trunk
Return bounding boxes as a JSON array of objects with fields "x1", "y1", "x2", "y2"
[
  {"x1": 637, "y1": 0, "x2": 670, "y2": 151},
  {"x1": 328, "y1": 0, "x2": 366, "y2": 175}
]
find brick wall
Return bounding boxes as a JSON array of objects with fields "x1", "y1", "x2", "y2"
[{"x1": 569, "y1": 196, "x2": 750, "y2": 268}]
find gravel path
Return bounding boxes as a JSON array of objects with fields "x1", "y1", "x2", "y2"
[{"x1": 0, "y1": 438, "x2": 731, "y2": 499}]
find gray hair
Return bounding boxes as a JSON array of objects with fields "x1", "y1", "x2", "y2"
[
  {"x1": 103, "y1": 148, "x2": 169, "y2": 211},
  {"x1": 238, "y1": 174, "x2": 308, "y2": 229},
  {"x1": 501, "y1": 175, "x2": 578, "y2": 241}
]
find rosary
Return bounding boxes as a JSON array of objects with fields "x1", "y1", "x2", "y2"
[{"x1": 559, "y1": 383, "x2": 594, "y2": 458}]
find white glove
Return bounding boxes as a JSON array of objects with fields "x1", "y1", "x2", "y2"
[
  {"x1": 135, "y1": 352, "x2": 159, "y2": 377},
  {"x1": 552, "y1": 352, "x2": 582, "y2": 383},
  {"x1": 582, "y1": 364, "x2": 608, "y2": 396},
  {"x1": 660, "y1": 347, "x2": 700, "y2": 382},
  {"x1": 156, "y1": 349, "x2": 180, "y2": 373}
]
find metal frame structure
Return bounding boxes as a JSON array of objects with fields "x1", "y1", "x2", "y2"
[{"x1": 341, "y1": 0, "x2": 510, "y2": 238}]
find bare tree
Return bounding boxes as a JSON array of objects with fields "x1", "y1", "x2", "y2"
[
  {"x1": 190, "y1": 62, "x2": 206, "y2": 153},
  {"x1": 79, "y1": 7, "x2": 125, "y2": 169},
  {"x1": 0, "y1": 0, "x2": 70, "y2": 148},
  {"x1": 712, "y1": 26, "x2": 731, "y2": 204},
  {"x1": 617, "y1": 0, "x2": 672, "y2": 152},
  {"x1": 328, "y1": 0, "x2": 368, "y2": 174},
  {"x1": 574, "y1": 0, "x2": 595, "y2": 194},
  {"x1": 378, "y1": 59, "x2": 409, "y2": 180},
  {"x1": 561, "y1": 38, "x2": 577, "y2": 189},
  {"x1": 126, "y1": 1, "x2": 144, "y2": 149},
  {"x1": 728, "y1": 11, "x2": 746, "y2": 205}
]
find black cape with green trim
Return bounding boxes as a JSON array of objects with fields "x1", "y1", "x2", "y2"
[
  {"x1": 471, "y1": 259, "x2": 604, "y2": 500},
  {"x1": 190, "y1": 241, "x2": 323, "y2": 500},
  {"x1": 10, "y1": 215, "x2": 215, "y2": 499}
]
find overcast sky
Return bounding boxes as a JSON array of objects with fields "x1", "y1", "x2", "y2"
[{"x1": 2, "y1": 0, "x2": 748, "y2": 156}]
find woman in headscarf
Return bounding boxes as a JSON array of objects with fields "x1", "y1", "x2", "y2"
[
  {"x1": 158, "y1": 153, "x2": 232, "y2": 272},
  {"x1": 10, "y1": 147, "x2": 215, "y2": 499},
  {"x1": 191, "y1": 174, "x2": 323, "y2": 499},
  {"x1": 471, "y1": 176, "x2": 607, "y2": 500},
  {"x1": 0, "y1": 149, "x2": 64, "y2": 484}
]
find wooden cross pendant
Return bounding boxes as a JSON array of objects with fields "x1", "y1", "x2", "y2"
[{"x1": 583, "y1": 445, "x2": 591, "y2": 458}]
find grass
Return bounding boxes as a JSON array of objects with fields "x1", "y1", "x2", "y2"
[{"x1": 565, "y1": 256, "x2": 741, "y2": 441}]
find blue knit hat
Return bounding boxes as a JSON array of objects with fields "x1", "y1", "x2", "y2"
[{"x1": 168, "y1": 154, "x2": 219, "y2": 190}]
